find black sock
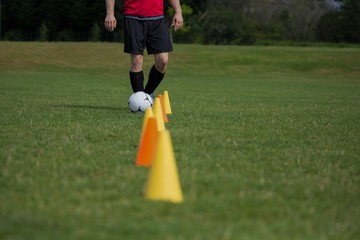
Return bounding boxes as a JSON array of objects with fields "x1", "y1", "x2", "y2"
[
  {"x1": 145, "y1": 65, "x2": 165, "y2": 94},
  {"x1": 129, "y1": 71, "x2": 144, "y2": 92}
]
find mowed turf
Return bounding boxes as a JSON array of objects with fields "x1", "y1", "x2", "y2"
[{"x1": 0, "y1": 42, "x2": 359, "y2": 240}]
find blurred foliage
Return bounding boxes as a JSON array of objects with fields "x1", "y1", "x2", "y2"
[
  {"x1": 318, "y1": 0, "x2": 360, "y2": 43},
  {"x1": 1, "y1": 0, "x2": 358, "y2": 44}
]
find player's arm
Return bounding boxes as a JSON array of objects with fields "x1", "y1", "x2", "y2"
[
  {"x1": 168, "y1": 0, "x2": 183, "y2": 32},
  {"x1": 105, "y1": 0, "x2": 117, "y2": 32}
]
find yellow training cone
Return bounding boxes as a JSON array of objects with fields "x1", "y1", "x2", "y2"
[
  {"x1": 153, "y1": 97, "x2": 165, "y2": 132},
  {"x1": 140, "y1": 107, "x2": 154, "y2": 140},
  {"x1": 157, "y1": 94, "x2": 168, "y2": 123},
  {"x1": 163, "y1": 91, "x2": 172, "y2": 114},
  {"x1": 145, "y1": 130, "x2": 183, "y2": 203}
]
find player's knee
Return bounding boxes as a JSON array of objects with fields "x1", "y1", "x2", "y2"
[
  {"x1": 155, "y1": 56, "x2": 168, "y2": 73},
  {"x1": 131, "y1": 55, "x2": 144, "y2": 72}
]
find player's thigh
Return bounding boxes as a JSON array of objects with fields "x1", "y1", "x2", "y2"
[
  {"x1": 146, "y1": 19, "x2": 173, "y2": 54},
  {"x1": 124, "y1": 18, "x2": 146, "y2": 54}
]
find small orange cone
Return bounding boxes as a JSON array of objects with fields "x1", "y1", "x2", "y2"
[
  {"x1": 135, "y1": 117, "x2": 159, "y2": 167},
  {"x1": 163, "y1": 91, "x2": 172, "y2": 114},
  {"x1": 157, "y1": 95, "x2": 168, "y2": 123},
  {"x1": 153, "y1": 97, "x2": 165, "y2": 132},
  {"x1": 140, "y1": 107, "x2": 154, "y2": 140},
  {"x1": 145, "y1": 130, "x2": 183, "y2": 203}
]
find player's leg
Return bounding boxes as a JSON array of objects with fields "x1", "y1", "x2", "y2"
[
  {"x1": 144, "y1": 18, "x2": 173, "y2": 95},
  {"x1": 154, "y1": 52, "x2": 168, "y2": 73},
  {"x1": 130, "y1": 54, "x2": 144, "y2": 72},
  {"x1": 144, "y1": 53, "x2": 168, "y2": 94},
  {"x1": 129, "y1": 54, "x2": 145, "y2": 92},
  {"x1": 124, "y1": 18, "x2": 146, "y2": 92}
]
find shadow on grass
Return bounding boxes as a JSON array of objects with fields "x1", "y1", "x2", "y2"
[{"x1": 50, "y1": 104, "x2": 129, "y2": 112}]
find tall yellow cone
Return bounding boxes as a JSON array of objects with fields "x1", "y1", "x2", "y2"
[
  {"x1": 140, "y1": 107, "x2": 154, "y2": 140},
  {"x1": 145, "y1": 130, "x2": 183, "y2": 203},
  {"x1": 157, "y1": 94, "x2": 168, "y2": 123},
  {"x1": 163, "y1": 91, "x2": 172, "y2": 114},
  {"x1": 153, "y1": 97, "x2": 165, "y2": 132}
]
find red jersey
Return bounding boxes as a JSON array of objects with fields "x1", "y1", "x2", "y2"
[{"x1": 123, "y1": 0, "x2": 164, "y2": 17}]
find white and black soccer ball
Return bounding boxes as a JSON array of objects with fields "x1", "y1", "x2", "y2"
[{"x1": 128, "y1": 91, "x2": 154, "y2": 113}]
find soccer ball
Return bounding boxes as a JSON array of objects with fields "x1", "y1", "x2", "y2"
[{"x1": 128, "y1": 91, "x2": 154, "y2": 113}]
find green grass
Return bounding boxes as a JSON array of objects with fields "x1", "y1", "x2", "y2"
[{"x1": 1, "y1": 42, "x2": 360, "y2": 240}]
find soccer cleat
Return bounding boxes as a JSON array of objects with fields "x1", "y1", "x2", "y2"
[{"x1": 149, "y1": 93, "x2": 155, "y2": 103}]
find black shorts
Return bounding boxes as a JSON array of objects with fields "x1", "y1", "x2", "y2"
[{"x1": 124, "y1": 17, "x2": 173, "y2": 55}]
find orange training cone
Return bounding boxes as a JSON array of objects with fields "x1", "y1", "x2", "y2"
[
  {"x1": 153, "y1": 97, "x2": 165, "y2": 132},
  {"x1": 163, "y1": 91, "x2": 172, "y2": 114},
  {"x1": 157, "y1": 94, "x2": 168, "y2": 123},
  {"x1": 135, "y1": 117, "x2": 159, "y2": 167},
  {"x1": 145, "y1": 130, "x2": 183, "y2": 203}
]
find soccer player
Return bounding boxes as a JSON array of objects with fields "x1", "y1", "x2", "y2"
[{"x1": 104, "y1": 0, "x2": 184, "y2": 97}]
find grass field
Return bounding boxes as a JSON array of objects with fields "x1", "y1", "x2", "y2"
[{"x1": 1, "y1": 42, "x2": 360, "y2": 240}]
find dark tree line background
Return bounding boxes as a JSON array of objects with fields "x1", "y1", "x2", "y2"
[{"x1": 1, "y1": 0, "x2": 359, "y2": 44}]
